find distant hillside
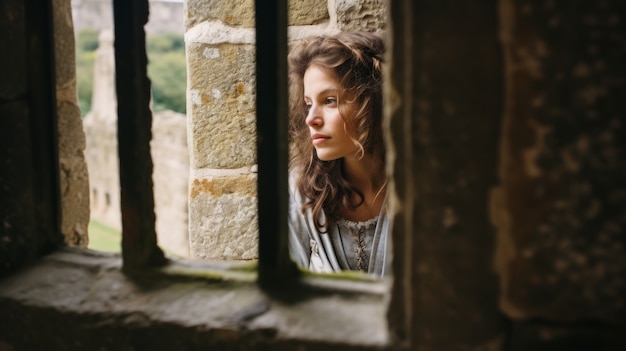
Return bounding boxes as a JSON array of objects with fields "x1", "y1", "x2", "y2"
[{"x1": 71, "y1": 0, "x2": 184, "y2": 34}]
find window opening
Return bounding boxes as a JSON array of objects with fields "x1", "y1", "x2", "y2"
[
  {"x1": 109, "y1": 0, "x2": 166, "y2": 271},
  {"x1": 182, "y1": 0, "x2": 392, "y2": 282},
  {"x1": 81, "y1": 0, "x2": 396, "y2": 289},
  {"x1": 78, "y1": 0, "x2": 188, "y2": 257},
  {"x1": 0, "y1": 0, "x2": 406, "y2": 347}
]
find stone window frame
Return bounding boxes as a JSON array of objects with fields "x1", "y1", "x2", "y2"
[
  {"x1": 0, "y1": 0, "x2": 418, "y2": 349},
  {"x1": 107, "y1": 0, "x2": 411, "y2": 348}
]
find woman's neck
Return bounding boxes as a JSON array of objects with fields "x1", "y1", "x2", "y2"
[
  {"x1": 340, "y1": 154, "x2": 387, "y2": 222},
  {"x1": 343, "y1": 154, "x2": 385, "y2": 192}
]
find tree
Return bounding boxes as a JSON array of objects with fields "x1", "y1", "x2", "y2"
[{"x1": 75, "y1": 30, "x2": 187, "y2": 116}]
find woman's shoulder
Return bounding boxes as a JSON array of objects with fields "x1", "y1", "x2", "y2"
[
  {"x1": 288, "y1": 168, "x2": 308, "y2": 211},
  {"x1": 288, "y1": 168, "x2": 299, "y2": 193}
]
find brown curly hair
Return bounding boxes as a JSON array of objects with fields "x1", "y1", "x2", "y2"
[{"x1": 288, "y1": 32, "x2": 385, "y2": 232}]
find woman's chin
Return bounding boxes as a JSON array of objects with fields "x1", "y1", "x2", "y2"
[{"x1": 316, "y1": 153, "x2": 339, "y2": 162}]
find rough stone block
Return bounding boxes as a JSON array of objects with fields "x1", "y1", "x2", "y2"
[
  {"x1": 185, "y1": 0, "x2": 255, "y2": 28},
  {"x1": 58, "y1": 155, "x2": 90, "y2": 247},
  {"x1": 185, "y1": 0, "x2": 328, "y2": 28},
  {"x1": 335, "y1": 0, "x2": 386, "y2": 32},
  {"x1": 57, "y1": 101, "x2": 86, "y2": 157},
  {"x1": 57, "y1": 101, "x2": 89, "y2": 248},
  {"x1": 189, "y1": 175, "x2": 258, "y2": 260},
  {"x1": 151, "y1": 111, "x2": 190, "y2": 258},
  {"x1": 54, "y1": 0, "x2": 90, "y2": 248},
  {"x1": 187, "y1": 43, "x2": 257, "y2": 169},
  {"x1": 288, "y1": 0, "x2": 329, "y2": 26},
  {"x1": 53, "y1": 0, "x2": 76, "y2": 85},
  {"x1": 495, "y1": 0, "x2": 626, "y2": 321}
]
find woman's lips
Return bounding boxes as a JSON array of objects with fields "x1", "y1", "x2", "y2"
[{"x1": 311, "y1": 133, "x2": 330, "y2": 145}]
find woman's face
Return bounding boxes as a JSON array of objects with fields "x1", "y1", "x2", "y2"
[{"x1": 303, "y1": 65, "x2": 358, "y2": 161}]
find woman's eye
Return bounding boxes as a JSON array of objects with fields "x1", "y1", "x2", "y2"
[
  {"x1": 325, "y1": 97, "x2": 337, "y2": 105},
  {"x1": 304, "y1": 103, "x2": 312, "y2": 112}
]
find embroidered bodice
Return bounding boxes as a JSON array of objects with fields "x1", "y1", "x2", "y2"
[{"x1": 336, "y1": 216, "x2": 378, "y2": 272}]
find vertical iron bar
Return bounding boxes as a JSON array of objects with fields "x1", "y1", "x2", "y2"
[
  {"x1": 387, "y1": 0, "x2": 414, "y2": 345},
  {"x1": 255, "y1": 0, "x2": 297, "y2": 286},
  {"x1": 113, "y1": 0, "x2": 166, "y2": 271}
]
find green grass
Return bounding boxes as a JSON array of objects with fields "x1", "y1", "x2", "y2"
[{"x1": 87, "y1": 220, "x2": 121, "y2": 253}]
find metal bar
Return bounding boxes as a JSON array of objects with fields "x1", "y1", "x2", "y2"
[
  {"x1": 254, "y1": 0, "x2": 298, "y2": 286},
  {"x1": 387, "y1": 0, "x2": 414, "y2": 345},
  {"x1": 113, "y1": 0, "x2": 166, "y2": 271}
]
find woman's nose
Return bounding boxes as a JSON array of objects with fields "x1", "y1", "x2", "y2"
[{"x1": 305, "y1": 104, "x2": 322, "y2": 126}]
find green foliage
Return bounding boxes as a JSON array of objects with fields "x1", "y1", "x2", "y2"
[
  {"x1": 76, "y1": 28, "x2": 99, "y2": 52},
  {"x1": 76, "y1": 50, "x2": 96, "y2": 116},
  {"x1": 149, "y1": 51, "x2": 187, "y2": 113},
  {"x1": 147, "y1": 34, "x2": 187, "y2": 114},
  {"x1": 74, "y1": 30, "x2": 187, "y2": 116},
  {"x1": 76, "y1": 30, "x2": 97, "y2": 116},
  {"x1": 147, "y1": 33, "x2": 185, "y2": 53}
]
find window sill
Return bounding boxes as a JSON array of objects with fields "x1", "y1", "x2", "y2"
[{"x1": 0, "y1": 248, "x2": 391, "y2": 350}]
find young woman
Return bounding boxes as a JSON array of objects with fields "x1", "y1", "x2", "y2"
[{"x1": 288, "y1": 32, "x2": 390, "y2": 276}]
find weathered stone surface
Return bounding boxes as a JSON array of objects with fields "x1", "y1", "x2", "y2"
[
  {"x1": 0, "y1": 0, "x2": 26, "y2": 99},
  {"x1": 288, "y1": 0, "x2": 329, "y2": 26},
  {"x1": 0, "y1": 250, "x2": 388, "y2": 350},
  {"x1": 190, "y1": 174, "x2": 256, "y2": 199},
  {"x1": 151, "y1": 110, "x2": 190, "y2": 258},
  {"x1": 187, "y1": 42, "x2": 257, "y2": 169},
  {"x1": 185, "y1": 0, "x2": 329, "y2": 29},
  {"x1": 385, "y1": 2, "x2": 509, "y2": 349},
  {"x1": 0, "y1": 100, "x2": 39, "y2": 276},
  {"x1": 83, "y1": 115, "x2": 121, "y2": 231},
  {"x1": 495, "y1": 0, "x2": 626, "y2": 321},
  {"x1": 90, "y1": 30, "x2": 117, "y2": 122},
  {"x1": 84, "y1": 109, "x2": 191, "y2": 257},
  {"x1": 55, "y1": 0, "x2": 90, "y2": 247},
  {"x1": 53, "y1": 0, "x2": 76, "y2": 85},
  {"x1": 185, "y1": 0, "x2": 255, "y2": 28},
  {"x1": 509, "y1": 321, "x2": 626, "y2": 351},
  {"x1": 189, "y1": 175, "x2": 258, "y2": 260},
  {"x1": 58, "y1": 101, "x2": 90, "y2": 247},
  {"x1": 335, "y1": 0, "x2": 386, "y2": 32},
  {"x1": 83, "y1": 29, "x2": 121, "y2": 233},
  {"x1": 57, "y1": 100, "x2": 85, "y2": 154}
]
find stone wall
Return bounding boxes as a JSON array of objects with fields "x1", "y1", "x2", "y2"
[
  {"x1": 494, "y1": 0, "x2": 626, "y2": 329},
  {"x1": 84, "y1": 30, "x2": 190, "y2": 257},
  {"x1": 185, "y1": 0, "x2": 386, "y2": 260}
]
